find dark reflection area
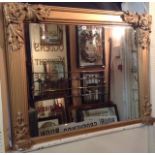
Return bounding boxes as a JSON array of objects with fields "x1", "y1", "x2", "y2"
[
  {"x1": 27, "y1": 2, "x2": 122, "y2": 11},
  {"x1": 25, "y1": 23, "x2": 138, "y2": 138}
]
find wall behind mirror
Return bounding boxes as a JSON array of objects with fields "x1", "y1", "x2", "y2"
[{"x1": 25, "y1": 22, "x2": 139, "y2": 138}]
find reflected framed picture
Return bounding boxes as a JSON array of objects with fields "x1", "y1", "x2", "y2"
[
  {"x1": 81, "y1": 71, "x2": 104, "y2": 104},
  {"x1": 38, "y1": 117, "x2": 60, "y2": 136},
  {"x1": 33, "y1": 60, "x2": 68, "y2": 97},
  {"x1": 35, "y1": 97, "x2": 66, "y2": 119},
  {"x1": 76, "y1": 103, "x2": 119, "y2": 123},
  {"x1": 77, "y1": 25, "x2": 105, "y2": 67},
  {"x1": 40, "y1": 24, "x2": 63, "y2": 45},
  {"x1": 44, "y1": 61, "x2": 65, "y2": 81}
]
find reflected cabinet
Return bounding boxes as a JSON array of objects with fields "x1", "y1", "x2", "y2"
[{"x1": 2, "y1": 3, "x2": 153, "y2": 151}]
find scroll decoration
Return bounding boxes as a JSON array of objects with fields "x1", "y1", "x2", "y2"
[
  {"x1": 142, "y1": 96, "x2": 155, "y2": 125},
  {"x1": 3, "y1": 3, "x2": 52, "y2": 52},
  {"x1": 122, "y1": 11, "x2": 152, "y2": 50},
  {"x1": 14, "y1": 112, "x2": 32, "y2": 150},
  {"x1": 143, "y1": 96, "x2": 151, "y2": 117}
]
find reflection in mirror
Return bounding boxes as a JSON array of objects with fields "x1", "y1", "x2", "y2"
[
  {"x1": 26, "y1": 23, "x2": 138, "y2": 137},
  {"x1": 108, "y1": 26, "x2": 138, "y2": 120}
]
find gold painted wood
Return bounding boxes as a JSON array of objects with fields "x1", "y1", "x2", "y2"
[
  {"x1": 14, "y1": 112, "x2": 31, "y2": 150},
  {"x1": 122, "y1": 12, "x2": 151, "y2": 49},
  {"x1": 122, "y1": 12, "x2": 152, "y2": 124},
  {"x1": 2, "y1": 2, "x2": 153, "y2": 151},
  {"x1": 0, "y1": 3, "x2": 10, "y2": 151},
  {"x1": 31, "y1": 119, "x2": 143, "y2": 145}
]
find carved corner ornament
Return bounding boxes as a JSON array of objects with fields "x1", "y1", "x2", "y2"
[
  {"x1": 3, "y1": 3, "x2": 52, "y2": 52},
  {"x1": 122, "y1": 11, "x2": 152, "y2": 50},
  {"x1": 142, "y1": 96, "x2": 155, "y2": 125},
  {"x1": 14, "y1": 112, "x2": 32, "y2": 150}
]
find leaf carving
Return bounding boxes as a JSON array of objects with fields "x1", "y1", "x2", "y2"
[
  {"x1": 122, "y1": 11, "x2": 152, "y2": 50},
  {"x1": 3, "y1": 3, "x2": 52, "y2": 52}
]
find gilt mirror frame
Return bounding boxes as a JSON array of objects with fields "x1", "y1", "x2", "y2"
[{"x1": 2, "y1": 2, "x2": 154, "y2": 151}]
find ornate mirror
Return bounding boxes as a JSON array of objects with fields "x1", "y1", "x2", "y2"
[{"x1": 3, "y1": 3, "x2": 153, "y2": 151}]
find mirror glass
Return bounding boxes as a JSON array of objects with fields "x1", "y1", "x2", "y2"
[{"x1": 26, "y1": 23, "x2": 138, "y2": 137}]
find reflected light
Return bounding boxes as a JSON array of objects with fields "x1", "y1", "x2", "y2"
[
  {"x1": 112, "y1": 27, "x2": 125, "y2": 40},
  {"x1": 41, "y1": 35, "x2": 46, "y2": 40}
]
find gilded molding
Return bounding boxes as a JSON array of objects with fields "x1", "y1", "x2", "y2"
[
  {"x1": 122, "y1": 12, "x2": 152, "y2": 123},
  {"x1": 141, "y1": 96, "x2": 155, "y2": 125},
  {"x1": 143, "y1": 96, "x2": 151, "y2": 117},
  {"x1": 14, "y1": 112, "x2": 31, "y2": 150},
  {"x1": 3, "y1": 3, "x2": 52, "y2": 52},
  {"x1": 2, "y1": 3, "x2": 153, "y2": 150},
  {"x1": 122, "y1": 11, "x2": 152, "y2": 49}
]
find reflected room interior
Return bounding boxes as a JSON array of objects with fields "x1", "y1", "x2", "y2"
[{"x1": 26, "y1": 23, "x2": 139, "y2": 137}]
